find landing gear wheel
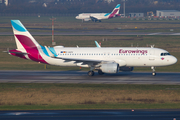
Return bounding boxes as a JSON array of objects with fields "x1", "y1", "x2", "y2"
[
  {"x1": 152, "y1": 72, "x2": 156, "y2": 76},
  {"x1": 98, "y1": 70, "x2": 104, "y2": 75},
  {"x1": 88, "y1": 71, "x2": 94, "y2": 76},
  {"x1": 151, "y1": 66, "x2": 156, "y2": 76}
]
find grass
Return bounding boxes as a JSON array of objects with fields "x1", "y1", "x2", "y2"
[{"x1": 0, "y1": 83, "x2": 180, "y2": 110}]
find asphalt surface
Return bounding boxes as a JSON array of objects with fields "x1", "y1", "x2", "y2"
[
  {"x1": 0, "y1": 70, "x2": 180, "y2": 84},
  {"x1": 0, "y1": 110, "x2": 180, "y2": 120}
]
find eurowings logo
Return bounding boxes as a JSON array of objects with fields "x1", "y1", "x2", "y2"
[{"x1": 119, "y1": 49, "x2": 148, "y2": 54}]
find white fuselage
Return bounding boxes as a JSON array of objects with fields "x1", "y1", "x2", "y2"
[
  {"x1": 76, "y1": 13, "x2": 109, "y2": 21},
  {"x1": 38, "y1": 47, "x2": 177, "y2": 68}
]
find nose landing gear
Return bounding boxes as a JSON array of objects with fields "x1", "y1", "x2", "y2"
[{"x1": 151, "y1": 66, "x2": 156, "y2": 76}]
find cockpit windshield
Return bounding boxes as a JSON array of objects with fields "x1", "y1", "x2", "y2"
[{"x1": 161, "y1": 53, "x2": 170, "y2": 56}]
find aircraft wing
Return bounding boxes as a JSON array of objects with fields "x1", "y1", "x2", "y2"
[
  {"x1": 56, "y1": 57, "x2": 114, "y2": 66},
  {"x1": 58, "y1": 57, "x2": 102, "y2": 63},
  {"x1": 90, "y1": 16, "x2": 99, "y2": 21}
]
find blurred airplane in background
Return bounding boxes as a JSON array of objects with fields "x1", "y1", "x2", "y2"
[{"x1": 75, "y1": 4, "x2": 121, "y2": 22}]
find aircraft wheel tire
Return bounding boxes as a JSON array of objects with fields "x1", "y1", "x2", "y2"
[
  {"x1": 98, "y1": 70, "x2": 104, "y2": 75},
  {"x1": 152, "y1": 72, "x2": 156, "y2": 76},
  {"x1": 88, "y1": 71, "x2": 94, "y2": 76}
]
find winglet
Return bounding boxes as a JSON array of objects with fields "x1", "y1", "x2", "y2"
[{"x1": 95, "y1": 41, "x2": 101, "y2": 48}]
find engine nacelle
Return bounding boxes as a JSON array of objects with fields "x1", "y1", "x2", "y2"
[
  {"x1": 84, "y1": 18, "x2": 91, "y2": 21},
  {"x1": 100, "y1": 63, "x2": 119, "y2": 73},
  {"x1": 119, "y1": 66, "x2": 134, "y2": 71}
]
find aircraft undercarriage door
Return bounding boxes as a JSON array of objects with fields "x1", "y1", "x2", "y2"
[{"x1": 149, "y1": 50, "x2": 155, "y2": 60}]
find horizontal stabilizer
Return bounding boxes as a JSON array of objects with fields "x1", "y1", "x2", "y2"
[
  {"x1": 3, "y1": 48, "x2": 27, "y2": 55},
  {"x1": 9, "y1": 51, "x2": 28, "y2": 55}
]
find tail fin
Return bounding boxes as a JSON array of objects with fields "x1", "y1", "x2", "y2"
[
  {"x1": 111, "y1": 4, "x2": 120, "y2": 15},
  {"x1": 11, "y1": 20, "x2": 40, "y2": 51},
  {"x1": 11, "y1": 20, "x2": 48, "y2": 64},
  {"x1": 108, "y1": 4, "x2": 120, "y2": 18}
]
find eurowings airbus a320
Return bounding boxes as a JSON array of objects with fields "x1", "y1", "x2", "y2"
[
  {"x1": 7, "y1": 20, "x2": 177, "y2": 76},
  {"x1": 75, "y1": 4, "x2": 121, "y2": 22}
]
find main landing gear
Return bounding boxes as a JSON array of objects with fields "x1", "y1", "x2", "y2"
[
  {"x1": 88, "y1": 71, "x2": 94, "y2": 76},
  {"x1": 88, "y1": 67, "x2": 95, "y2": 76},
  {"x1": 98, "y1": 70, "x2": 104, "y2": 75},
  {"x1": 87, "y1": 66, "x2": 105, "y2": 76},
  {"x1": 88, "y1": 69, "x2": 104, "y2": 76},
  {"x1": 151, "y1": 66, "x2": 156, "y2": 76}
]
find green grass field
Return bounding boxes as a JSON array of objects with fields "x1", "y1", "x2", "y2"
[{"x1": 1, "y1": 83, "x2": 180, "y2": 110}]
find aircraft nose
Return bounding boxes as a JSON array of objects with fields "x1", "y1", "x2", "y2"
[
  {"x1": 75, "y1": 16, "x2": 79, "y2": 19},
  {"x1": 170, "y1": 56, "x2": 177, "y2": 65}
]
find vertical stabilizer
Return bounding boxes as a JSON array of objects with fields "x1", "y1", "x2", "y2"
[
  {"x1": 11, "y1": 20, "x2": 40, "y2": 50},
  {"x1": 108, "y1": 4, "x2": 120, "y2": 18},
  {"x1": 11, "y1": 20, "x2": 48, "y2": 64},
  {"x1": 111, "y1": 4, "x2": 120, "y2": 14}
]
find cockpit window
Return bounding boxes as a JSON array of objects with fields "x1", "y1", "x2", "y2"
[{"x1": 160, "y1": 53, "x2": 170, "y2": 56}]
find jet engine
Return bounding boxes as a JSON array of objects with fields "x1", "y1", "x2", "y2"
[
  {"x1": 84, "y1": 18, "x2": 91, "y2": 21},
  {"x1": 100, "y1": 63, "x2": 119, "y2": 73},
  {"x1": 119, "y1": 66, "x2": 134, "y2": 71}
]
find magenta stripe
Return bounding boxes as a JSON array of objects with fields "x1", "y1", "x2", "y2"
[
  {"x1": 15, "y1": 35, "x2": 48, "y2": 64},
  {"x1": 108, "y1": 9, "x2": 118, "y2": 18}
]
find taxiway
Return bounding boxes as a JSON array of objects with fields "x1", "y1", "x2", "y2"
[{"x1": 0, "y1": 71, "x2": 180, "y2": 84}]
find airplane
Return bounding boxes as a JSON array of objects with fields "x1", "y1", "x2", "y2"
[
  {"x1": 75, "y1": 4, "x2": 121, "y2": 22},
  {"x1": 7, "y1": 20, "x2": 177, "y2": 76}
]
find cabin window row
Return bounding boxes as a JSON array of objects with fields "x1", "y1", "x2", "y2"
[{"x1": 57, "y1": 53, "x2": 148, "y2": 56}]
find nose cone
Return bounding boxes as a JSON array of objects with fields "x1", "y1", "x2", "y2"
[
  {"x1": 75, "y1": 16, "x2": 79, "y2": 19},
  {"x1": 170, "y1": 56, "x2": 177, "y2": 65}
]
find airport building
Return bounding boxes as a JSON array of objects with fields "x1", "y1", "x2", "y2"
[
  {"x1": 129, "y1": 13, "x2": 144, "y2": 18},
  {"x1": 156, "y1": 10, "x2": 180, "y2": 17}
]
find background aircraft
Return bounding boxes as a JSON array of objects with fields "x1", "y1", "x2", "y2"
[
  {"x1": 75, "y1": 4, "x2": 121, "y2": 22},
  {"x1": 8, "y1": 20, "x2": 177, "y2": 76}
]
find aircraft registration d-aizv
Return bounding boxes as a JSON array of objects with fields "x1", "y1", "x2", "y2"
[
  {"x1": 75, "y1": 4, "x2": 121, "y2": 22},
  {"x1": 8, "y1": 20, "x2": 177, "y2": 76}
]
